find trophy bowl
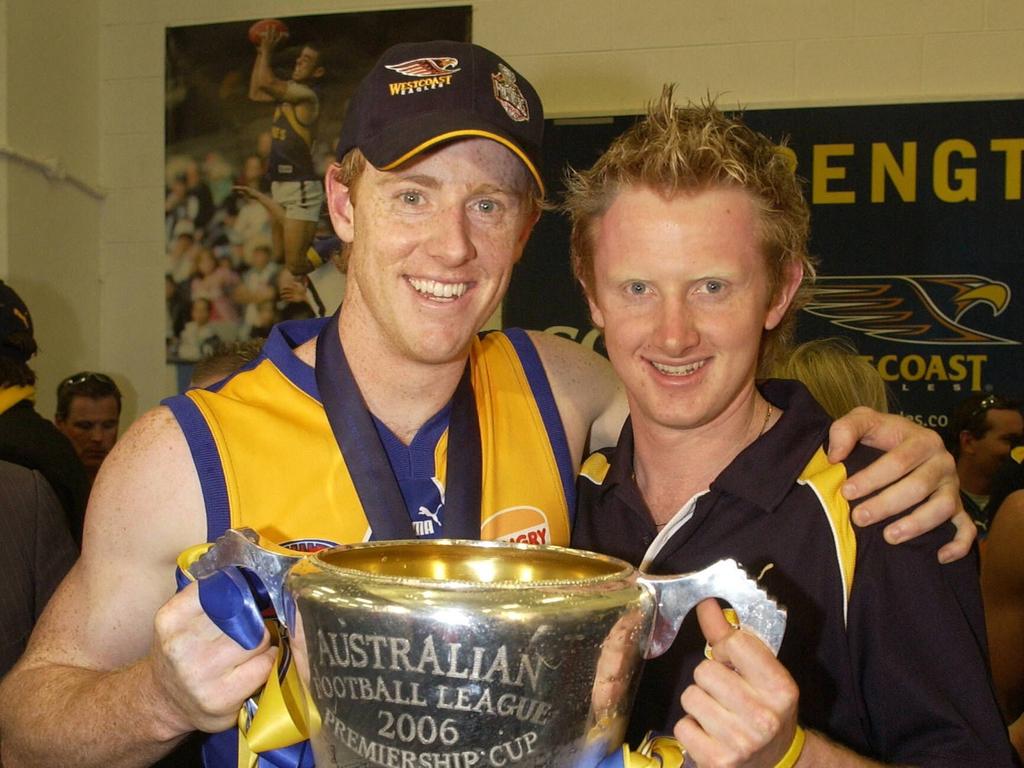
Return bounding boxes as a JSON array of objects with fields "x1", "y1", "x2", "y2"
[
  {"x1": 190, "y1": 532, "x2": 786, "y2": 768},
  {"x1": 289, "y1": 539, "x2": 653, "y2": 767}
]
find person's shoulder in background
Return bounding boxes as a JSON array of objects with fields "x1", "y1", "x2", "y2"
[{"x1": 0, "y1": 459, "x2": 78, "y2": 677}]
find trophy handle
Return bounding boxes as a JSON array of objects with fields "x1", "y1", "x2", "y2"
[
  {"x1": 636, "y1": 558, "x2": 787, "y2": 659},
  {"x1": 188, "y1": 528, "x2": 307, "y2": 646}
]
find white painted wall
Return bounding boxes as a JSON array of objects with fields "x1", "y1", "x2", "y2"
[
  {"x1": 1, "y1": 0, "x2": 101, "y2": 419},
  {"x1": 2, "y1": 0, "x2": 1022, "y2": 423}
]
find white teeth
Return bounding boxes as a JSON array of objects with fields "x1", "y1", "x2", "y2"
[
  {"x1": 409, "y1": 278, "x2": 468, "y2": 299},
  {"x1": 652, "y1": 359, "x2": 705, "y2": 376}
]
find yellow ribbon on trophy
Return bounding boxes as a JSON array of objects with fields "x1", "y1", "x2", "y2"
[
  {"x1": 631, "y1": 732, "x2": 686, "y2": 766},
  {"x1": 597, "y1": 731, "x2": 685, "y2": 767}
]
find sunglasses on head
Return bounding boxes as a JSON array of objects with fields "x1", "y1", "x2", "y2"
[
  {"x1": 967, "y1": 394, "x2": 1015, "y2": 422},
  {"x1": 59, "y1": 371, "x2": 115, "y2": 391}
]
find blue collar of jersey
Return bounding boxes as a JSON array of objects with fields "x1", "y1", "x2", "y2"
[{"x1": 313, "y1": 310, "x2": 483, "y2": 540}]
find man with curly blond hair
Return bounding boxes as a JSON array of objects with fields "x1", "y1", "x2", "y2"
[{"x1": 572, "y1": 89, "x2": 1014, "y2": 766}]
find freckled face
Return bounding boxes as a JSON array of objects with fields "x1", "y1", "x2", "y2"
[
  {"x1": 587, "y1": 185, "x2": 797, "y2": 435},
  {"x1": 334, "y1": 138, "x2": 537, "y2": 366}
]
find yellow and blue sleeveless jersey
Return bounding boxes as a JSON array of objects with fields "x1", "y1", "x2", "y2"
[
  {"x1": 268, "y1": 86, "x2": 319, "y2": 182},
  {"x1": 573, "y1": 379, "x2": 1012, "y2": 765},
  {"x1": 163, "y1": 318, "x2": 576, "y2": 768},
  {"x1": 165, "y1": 318, "x2": 574, "y2": 550}
]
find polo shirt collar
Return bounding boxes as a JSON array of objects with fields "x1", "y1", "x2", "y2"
[
  {"x1": 598, "y1": 379, "x2": 831, "y2": 516},
  {"x1": 711, "y1": 379, "x2": 831, "y2": 513}
]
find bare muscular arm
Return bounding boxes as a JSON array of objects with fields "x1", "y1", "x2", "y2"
[
  {"x1": 248, "y1": 26, "x2": 316, "y2": 122},
  {"x1": 0, "y1": 408, "x2": 274, "y2": 768},
  {"x1": 248, "y1": 29, "x2": 281, "y2": 103}
]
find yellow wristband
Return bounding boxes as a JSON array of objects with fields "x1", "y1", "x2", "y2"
[{"x1": 774, "y1": 725, "x2": 806, "y2": 768}]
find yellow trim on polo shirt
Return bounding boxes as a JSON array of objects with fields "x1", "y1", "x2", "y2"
[
  {"x1": 580, "y1": 452, "x2": 611, "y2": 486},
  {"x1": 798, "y1": 447, "x2": 856, "y2": 625}
]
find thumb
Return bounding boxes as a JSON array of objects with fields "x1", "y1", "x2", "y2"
[{"x1": 695, "y1": 598, "x2": 735, "y2": 646}]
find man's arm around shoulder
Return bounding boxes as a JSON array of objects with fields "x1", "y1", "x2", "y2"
[{"x1": 0, "y1": 406, "x2": 275, "y2": 768}]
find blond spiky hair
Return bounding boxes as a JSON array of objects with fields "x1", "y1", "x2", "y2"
[{"x1": 563, "y1": 86, "x2": 817, "y2": 372}]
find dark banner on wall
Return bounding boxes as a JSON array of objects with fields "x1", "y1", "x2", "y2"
[{"x1": 505, "y1": 100, "x2": 1024, "y2": 429}]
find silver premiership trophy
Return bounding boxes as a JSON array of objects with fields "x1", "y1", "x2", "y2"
[{"x1": 191, "y1": 529, "x2": 786, "y2": 768}]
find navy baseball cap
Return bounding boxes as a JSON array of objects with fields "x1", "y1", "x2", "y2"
[
  {"x1": 336, "y1": 40, "x2": 545, "y2": 195},
  {"x1": 0, "y1": 280, "x2": 36, "y2": 363}
]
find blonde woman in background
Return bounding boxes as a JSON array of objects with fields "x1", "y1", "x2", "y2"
[{"x1": 772, "y1": 337, "x2": 890, "y2": 418}]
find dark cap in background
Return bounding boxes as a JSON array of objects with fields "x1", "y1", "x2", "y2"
[
  {"x1": 336, "y1": 40, "x2": 545, "y2": 194},
  {"x1": 0, "y1": 280, "x2": 36, "y2": 363}
]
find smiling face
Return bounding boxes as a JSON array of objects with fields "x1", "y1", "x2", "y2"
[
  {"x1": 587, "y1": 185, "x2": 801, "y2": 437},
  {"x1": 328, "y1": 138, "x2": 538, "y2": 367}
]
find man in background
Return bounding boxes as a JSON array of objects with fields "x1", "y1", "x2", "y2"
[
  {"x1": 0, "y1": 280, "x2": 89, "y2": 546},
  {"x1": 54, "y1": 371, "x2": 123, "y2": 485},
  {"x1": 946, "y1": 392, "x2": 1023, "y2": 535},
  {"x1": 982, "y1": 486, "x2": 1024, "y2": 764}
]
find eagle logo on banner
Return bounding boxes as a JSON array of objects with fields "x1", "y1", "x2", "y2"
[{"x1": 804, "y1": 274, "x2": 1017, "y2": 345}]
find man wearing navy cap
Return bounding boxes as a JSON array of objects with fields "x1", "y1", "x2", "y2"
[
  {"x1": 0, "y1": 44, "x2": 970, "y2": 768},
  {"x1": 0, "y1": 280, "x2": 90, "y2": 546}
]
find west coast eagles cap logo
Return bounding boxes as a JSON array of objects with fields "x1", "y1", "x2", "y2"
[
  {"x1": 492, "y1": 63, "x2": 529, "y2": 122},
  {"x1": 385, "y1": 57, "x2": 461, "y2": 78},
  {"x1": 384, "y1": 57, "x2": 461, "y2": 96}
]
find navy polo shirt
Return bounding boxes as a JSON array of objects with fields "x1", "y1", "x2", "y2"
[{"x1": 573, "y1": 379, "x2": 1015, "y2": 766}]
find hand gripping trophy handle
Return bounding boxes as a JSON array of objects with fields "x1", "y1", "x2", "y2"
[
  {"x1": 187, "y1": 527, "x2": 306, "y2": 648},
  {"x1": 638, "y1": 557, "x2": 787, "y2": 658}
]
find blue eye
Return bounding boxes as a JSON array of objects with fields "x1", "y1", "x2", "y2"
[
  {"x1": 476, "y1": 199, "x2": 498, "y2": 213},
  {"x1": 628, "y1": 282, "x2": 647, "y2": 295},
  {"x1": 401, "y1": 191, "x2": 423, "y2": 205},
  {"x1": 705, "y1": 280, "x2": 723, "y2": 293}
]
